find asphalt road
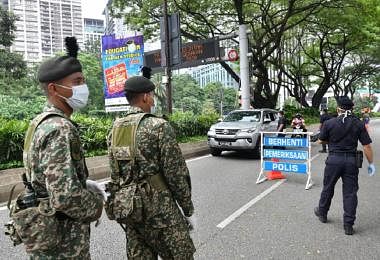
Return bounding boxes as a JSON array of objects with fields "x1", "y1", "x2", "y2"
[{"x1": 0, "y1": 119, "x2": 379, "y2": 259}]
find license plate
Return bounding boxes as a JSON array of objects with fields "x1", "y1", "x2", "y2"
[{"x1": 219, "y1": 141, "x2": 231, "y2": 146}]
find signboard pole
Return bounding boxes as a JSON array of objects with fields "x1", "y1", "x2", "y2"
[
  {"x1": 163, "y1": 0, "x2": 172, "y2": 114},
  {"x1": 256, "y1": 132, "x2": 267, "y2": 184},
  {"x1": 239, "y1": 24, "x2": 250, "y2": 109}
]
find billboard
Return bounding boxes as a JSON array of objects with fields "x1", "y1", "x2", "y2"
[{"x1": 101, "y1": 34, "x2": 144, "y2": 111}]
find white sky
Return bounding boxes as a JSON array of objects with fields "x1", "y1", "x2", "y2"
[{"x1": 82, "y1": 0, "x2": 108, "y2": 20}]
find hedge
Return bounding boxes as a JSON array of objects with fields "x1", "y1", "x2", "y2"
[{"x1": 0, "y1": 111, "x2": 219, "y2": 170}]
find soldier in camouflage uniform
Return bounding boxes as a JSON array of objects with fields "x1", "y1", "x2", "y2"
[
  {"x1": 25, "y1": 37, "x2": 103, "y2": 259},
  {"x1": 106, "y1": 76, "x2": 196, "y2": 259}
]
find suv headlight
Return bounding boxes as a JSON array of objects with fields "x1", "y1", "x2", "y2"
[
  {"x1": 239, "y1": 127, "x2": 257, "y2": 133},
  {"x1": 208, "y1": 126, "x2": 216, "y2": 135}
]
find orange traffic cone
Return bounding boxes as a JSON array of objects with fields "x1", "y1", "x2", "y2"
[{"x1": 266, "y1": 158, "x2": 285, "y2": 180}]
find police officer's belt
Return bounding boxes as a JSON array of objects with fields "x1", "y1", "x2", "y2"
[{"x1": 328, "y1": 151, "x2": 356, "y2": 156}]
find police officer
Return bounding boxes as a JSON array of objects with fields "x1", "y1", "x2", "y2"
[
  {"x1": 318, "y1": 109, "x2": 331, "y2": 153},
  {"x1": 314, "y1": 96, "x2": 375, "y2": 235},
  {"x1": 22, "y1": 37, "x2": 104, "y2": 258},
  {"x1": 106, "y1": 76, "x2": 196, "y2": 259}
]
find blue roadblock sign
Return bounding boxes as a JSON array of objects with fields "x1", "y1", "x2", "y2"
[
  {"x1": 263, "y1": 161, "x2": 308, "y2": 174},
  {"x1": 263, "y1": 137, "x2": 308, "y2": 148},
  {"x1": 263, "y1": 149, "x2": 308, "y2": 160}
]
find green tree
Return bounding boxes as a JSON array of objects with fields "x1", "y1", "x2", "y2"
[
  {"x1": 204, "y1": 82, "x2": 238, "y2": 115},
  {"x1": 0, "y1": 6, "x2": 28, "y2": 81},
  {"x1": 78, "y1": 52, "x2": 105, "y2": 110},
  {"x1": 171, "y1": 74, "x2": 204, "y2": 113},
  {"x1": 111, "y1": 0, "x2": 332, "y2": 108}
]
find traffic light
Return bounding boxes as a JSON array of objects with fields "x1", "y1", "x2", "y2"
[{"x1": 141, "y1": 66, "x2": 152, "y2": 79}]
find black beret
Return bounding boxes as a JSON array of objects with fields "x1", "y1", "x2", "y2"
[
  {"x1": 337, "y1": 96, "x2": 354, "y2": 109},
  {"x1": 38, "y1": 37, "x2": 82, "y2": 83},
  {"x1": 124, "y1": 76, "x2": 155, "y2": 93}
]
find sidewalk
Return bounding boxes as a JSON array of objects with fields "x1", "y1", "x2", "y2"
[{"x1": 0, "y1": 141, "x2": 210, "y2": 203}]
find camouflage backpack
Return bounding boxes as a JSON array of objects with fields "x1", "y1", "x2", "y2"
[
  {"x1": 104, "y1": 113, "x2": 148, "y2": 223},
  {"x1": 4, "y1": 112, "x2": 62, "y2": 253}
]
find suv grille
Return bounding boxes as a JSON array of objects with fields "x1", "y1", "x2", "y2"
[{"x1": 215, "y1": 129, "x2": 239, "y2": 135}]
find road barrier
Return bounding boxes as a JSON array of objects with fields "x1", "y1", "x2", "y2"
[{"x1": 256, "y1": 131, "x2": 314, "y2": 190}]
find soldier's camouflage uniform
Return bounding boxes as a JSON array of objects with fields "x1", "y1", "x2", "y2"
[
  {"x1": 108, "y1": 107, "x2": 196, "y2": 259},
  {"x1": 28, "y1": 103, "x2": 103, "y2": 259}
]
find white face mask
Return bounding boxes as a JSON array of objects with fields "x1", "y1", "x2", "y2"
[
  {"x1": 150, "y1": 105, "x2": 156, "y2": 114},
  {"x1": 56, "y1": 83, "x2": 89, "y2": 111}
]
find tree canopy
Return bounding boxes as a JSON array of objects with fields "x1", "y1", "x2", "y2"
[{"x1": 111, "y1": 0, "x2": 380, "y2": 109}]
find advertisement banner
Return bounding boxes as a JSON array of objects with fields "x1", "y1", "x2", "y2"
[{"x1": 101, "y1": 34, "x2": 144, "y2": 109}]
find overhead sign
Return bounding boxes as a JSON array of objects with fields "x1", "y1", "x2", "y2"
[
  {"x1": 263, "y1": 149, "x2": 308, "y2": 160},
  {"x1": 263, "y1": 137, "x2": 308, "y2": 148},
  {"x1": 144, "y1": 38, "x2": 221, "y2": 71},
  {"x1": 101, "y1": 34, "x2": 144, "y2": 111},
  {"x1": 263, "y1": 161, "x2": 307, "y2": 174}
]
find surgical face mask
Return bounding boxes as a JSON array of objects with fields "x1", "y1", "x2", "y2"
[
  {"x1": 56, "y1": 83, "x2": 89, "y2": 111},
  {"x1": 150, "y1": 105, "x2": 156, "y2": 114}
]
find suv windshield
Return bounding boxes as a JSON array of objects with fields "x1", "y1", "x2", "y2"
[{"x1": 223, "y1": 111, "x2": 261, "y2": 122}]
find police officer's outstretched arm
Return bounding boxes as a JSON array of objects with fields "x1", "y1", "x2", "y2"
[
  {"x1": 359, "y1": 121, "x2": 375, "y2": 176},
  {"x1": 41, "y1": 123, "x2": 103, "y2": 222},
  {"x1": 157, "y1": 121, "x2": 194, "y2": 217}
]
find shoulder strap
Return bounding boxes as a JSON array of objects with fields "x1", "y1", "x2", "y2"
[{"x1": 23, "y1": 112, "x2": 64, "y2": 181}]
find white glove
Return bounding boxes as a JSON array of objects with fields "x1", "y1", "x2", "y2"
[
  {"x1": 86, "y1": 180, "x2": 107, "y2": 201},
  {"x1": 185, "y1": 216, "x2": 197, "y2": 231},
  {"x1": 368, "y1": 163, "x2": 376, "y2": 176}
]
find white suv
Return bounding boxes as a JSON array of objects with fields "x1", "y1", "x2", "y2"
[{"x1": 207, "y1": 109, "x2": 279, "y2": 157}]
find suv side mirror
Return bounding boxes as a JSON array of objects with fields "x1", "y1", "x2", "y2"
[{"x1": 263, "y1": 118, "x2": 271, "y2": 124}]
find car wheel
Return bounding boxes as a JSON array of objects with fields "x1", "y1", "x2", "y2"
[
  {"x1": 252, "y1": 138, "x2": 261, "y2": 158},
  {"x1": 210, "y1": 148, "x2": 222, "y2": 156}
]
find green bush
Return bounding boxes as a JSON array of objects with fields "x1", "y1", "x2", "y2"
[
  {"x1": 0, "y1": 111, "x2": 218, "y2": 169},
  {"x1": 0, "y1": 95, "x2": 45, "y2": 120},
  {"x1": 0, "y1": 118, "x2": 28, "y2": 164},
  {"x1": 168, "y1": 111, "x2": 219, "y2": 139}
]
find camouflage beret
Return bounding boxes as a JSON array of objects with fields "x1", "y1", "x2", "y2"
[
  {"x1": 124, "y1": 76, "x2": 155, "y2": 93},
  {"x1": 337, "y1": 96, "x2": 354, "y2": 109},
  {"x1": 38, "y1": 37, "x2": 82, "y2": 83}
]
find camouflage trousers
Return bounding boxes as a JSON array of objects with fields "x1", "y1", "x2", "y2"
[
  {"x1": 29, "y1": 251, "x2": 90, "y2": 260},
  {"x1": 126, "y1": 222, "x2": 195, "y2": 260},
  {"x1": 28, "y1": 220, "x2": 91, "y2": 260}
]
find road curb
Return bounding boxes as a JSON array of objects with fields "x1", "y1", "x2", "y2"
[{"x1": 0, "y1": 141, "x2": 210, "y2": 203}]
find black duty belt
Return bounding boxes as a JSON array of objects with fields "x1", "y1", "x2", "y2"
[{"x1": 328, "y1": 152, "x2": 356, "y2": 157}]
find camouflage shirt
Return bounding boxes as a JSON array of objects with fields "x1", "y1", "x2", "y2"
[
  {"x1": 108, "y1": 107, "x2": 194, "y2": 228},
  {"x1": 27, "y1": 103, "x2": 103, "y2": 259}
]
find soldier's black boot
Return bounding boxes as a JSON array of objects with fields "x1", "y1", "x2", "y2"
[
  {"x1": 344, "y1": 225, "x2": 354, "y2": 235},
  {"x1": 314, "y1": 207, "x2": 327, "y2": 223}
]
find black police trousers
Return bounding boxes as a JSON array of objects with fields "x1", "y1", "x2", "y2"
[{"x1": 318, "y1": 154, "x2": 359, "y2": 226}]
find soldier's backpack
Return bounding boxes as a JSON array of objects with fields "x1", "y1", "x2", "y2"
[
  {"x1": 104, "y1": 112, "x2": 168, "y2": 224},
  {"x1": 4, "y1": 112, "x2": 63, "y2": 253}
]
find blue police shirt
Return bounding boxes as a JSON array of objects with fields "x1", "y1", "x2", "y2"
[{"x1": 319, "y1": 116, "x2": 371, "y2": 153}]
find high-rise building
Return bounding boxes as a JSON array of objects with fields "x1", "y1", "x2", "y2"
[
  {"x1": 5, "y1": 0, "x2": 84, "y2": 62},
  {"x1": 84, "y1": 18, "x2": 104, "y2": 45},
  {"x1": 188, "y1": 63, "x2": 239, "y2": 89},
  {"x1": 103, "y1": 0, "x2": 131, "y2": 37}
]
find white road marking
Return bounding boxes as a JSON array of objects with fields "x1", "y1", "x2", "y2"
[
  {"x1": 216, "y1": 179, "x2": 286, "y2": 229},
  {"x1": 216, "y1": 152, "x2": 321, "y2": 229},
  {"x1": 0, "y1": 205, "x2": 7, "y2": 211}
]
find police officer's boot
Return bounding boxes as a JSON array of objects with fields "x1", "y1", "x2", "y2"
[
  {"x1": 314, "y1": 207, "x2": 327, "y2": 223},
  {"x1": 344, "y1": 225, "x2": 354, "y2": 235}
]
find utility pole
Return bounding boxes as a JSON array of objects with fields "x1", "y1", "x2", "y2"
[
  {"x1": 239, "y1": 24, "x2": 250, "y2": 109},
  {"x1": 163, "y1": 0, "x2": 172, "y2": 114}
]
